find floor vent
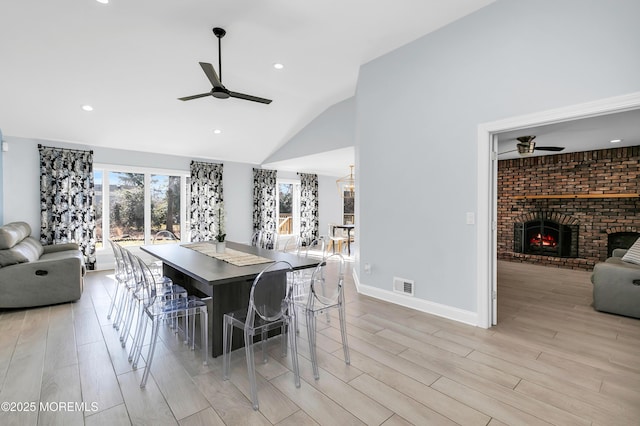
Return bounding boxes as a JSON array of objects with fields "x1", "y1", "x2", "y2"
[{"x1": 393, "y1": 277, "x2": 414, "y2": 296}]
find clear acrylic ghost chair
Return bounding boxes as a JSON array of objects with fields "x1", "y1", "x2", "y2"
[
  {"x1": 111, "y1": 243, "x2": 139, "y2": 335},
  {"x1": 296, "y1": 253, "x2": 349, "y2": 380},
  {"x1": 152, "y1": 230, "x2": 179, "y2": 244},
  {"x1": 118, "y1": 247, "x2": 187, "y2": 353},
  {"x1": 117, "y1": 246, "x2": 149, "y2": 346},
  {"x1": 107, "y1": 240, "x2": 128, "y2": 325},
  {"x1": 124, "y1": 247, "x2": 186, "y2": 362},
  {"x1": 290, "y1": 237, "x2": 327, "y2": 313},
  {"x1": 130, "y1": 254, "x2": 209, "y2": 388},
  {"x1": 151, "y1": 230, "x2": 180, "y2": 275},
  {"x1": 222, "y1": 261, "x2": 300, "y2": 410},
  {"x1": 304, "y1": 237, "x2": 327, "y2": 259},
  {"x1": 281, "y1": 235, "x2": 302, "y2": 254}
]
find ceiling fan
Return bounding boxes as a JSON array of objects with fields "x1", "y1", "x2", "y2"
[
  {"x1": 178, "y1": 27, "x2": 272, "y2": 104},
  {"x1": 500, "y1": 135, "x2": 565, "y2": 156}
]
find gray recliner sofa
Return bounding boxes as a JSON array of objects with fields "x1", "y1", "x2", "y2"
[
  {"x1": 590, "y1": 248, "x2": 640, "y2": 319},
  {"x1": 0, "y1": 222, "x2": 85, "y2": 308}
]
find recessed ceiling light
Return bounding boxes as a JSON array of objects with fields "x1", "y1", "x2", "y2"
[
  {"x1": 273, "y1": 63, "x2": 284, "y2": 70},
  {"x1": 96, "y1": 0, "x2": 109, "y2": 4},
  {"x1": 213, "y1": 129, "x2": 222, "y2": 134},
  {"x1": 610, "y1": 139, "x2": 623, "y2": 143},
  {"x1": 81, "y1": 105, "x2": 94, "y2": 112}
]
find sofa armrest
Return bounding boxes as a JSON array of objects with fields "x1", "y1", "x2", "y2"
[
  {"x1": 612, "y1": 248, "x2": 628, "y2": 258},
  {"x1": 591, "y1": 259, "x2": 640, "y2": 284},
  {"x1": 42, "y1": 243, "x2": 80, "y2": 254},
  {"x1": 0, "y1": 256, "x2": 83, "y2": 308}
]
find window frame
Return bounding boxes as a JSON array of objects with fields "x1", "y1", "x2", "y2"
[
  {"x1": 94, "y1": 163, "x2": 189, "y2": 250},
  {"x1": 276, "y1": 178, "x2": 301, "y2": 237}
]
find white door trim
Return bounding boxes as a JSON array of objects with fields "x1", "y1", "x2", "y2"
[{"x1": 476, "y1": 91, "x2": 640, "y2": 329}]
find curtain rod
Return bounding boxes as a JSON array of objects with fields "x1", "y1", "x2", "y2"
[{"x1": 38, "y1": 143, "x2": 93, "y2": 155}]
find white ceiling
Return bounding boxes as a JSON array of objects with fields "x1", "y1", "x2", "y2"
[
  {"x1": 497, "y1": 109, "x2": 640, "y2": 160},
  {"x1": 0, "y1": 0, "x2": 495, "y2": 171},
  {"x1": 263, "y1": 147, "x2": 355, "y2": 177}
]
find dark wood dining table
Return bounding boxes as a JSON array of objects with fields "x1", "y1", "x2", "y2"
[{"x1": 141, "y1": 241, "x2": 319, "y2": 357}]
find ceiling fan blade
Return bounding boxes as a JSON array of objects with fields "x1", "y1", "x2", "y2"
[
  {"x1": 535, "y1": 146, "x2": 565, "y2": 152},
  {"x1": 199, "y1": 62, "x2": 224, "y2": 88},
  {"x1": 178, "y1": 93, "x2": 212, "y2": 101},
  {"x1": 228, "y1": 91, "x2": 272, "y2": 104}
]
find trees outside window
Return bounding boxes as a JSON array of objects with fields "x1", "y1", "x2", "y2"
[
  {"x1": 110, "y1": 172, "x2": 145, "y2": 244},
  {"x1": 151, "y1": 174, "x2": 181, "y2": 238},
  {"x1": 94, "y1": 167, "x2": 186, "y2": 248}
]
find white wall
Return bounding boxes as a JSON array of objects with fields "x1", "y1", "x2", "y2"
[{"x1": 355, "y1": 0, "x2": 640, "y2": 319}]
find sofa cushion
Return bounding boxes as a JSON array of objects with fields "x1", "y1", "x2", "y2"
[
  {"x1": 0, "y1": 249, "x2": 29, "y2": 267},
  {"x1": 10, "y1": 237, "x2": 44, "y2": 262},
  {"x1": 621, "y1": 237, "x2": 640, "y2": 266},
  {"x1": 0, "y1": 222, "x2": 32, "y2": 249}
]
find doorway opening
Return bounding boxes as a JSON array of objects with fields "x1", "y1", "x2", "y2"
[{"x1": 477, "y1": 91, "x2": 640, "y2": 328}]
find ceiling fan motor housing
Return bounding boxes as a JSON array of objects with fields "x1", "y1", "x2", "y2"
[
  {"x1": 211, "y1": 87, "x2": 230, "y2": 99},
  {"x1": 517, "y1": 142, "x2": 535, "y2": 155}
]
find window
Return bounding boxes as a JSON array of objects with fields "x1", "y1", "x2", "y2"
[
  {"x1": 94, "y1": 165, "x2": 188, "y2": 249},
  {"x1": 151, "y1": 174, "x2": 181, "y2": 239},
  {"x1": 343, "y1": 192, "x2": 354, "y2": 225},
  {"x1": 110, "y1": 172, "x2": 145, "y2": 245},
  {"x1": 277, "y1": 180, "x2": 300, "y2": 236}
]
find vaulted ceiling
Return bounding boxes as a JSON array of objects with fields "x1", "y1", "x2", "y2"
[{"x1": 1, "y1": 0, "x2": 495, "y2": 166}]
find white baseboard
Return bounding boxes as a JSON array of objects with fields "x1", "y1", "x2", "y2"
[{"x1": 352, "y1": 270, "x2": 478, "y2": 326}]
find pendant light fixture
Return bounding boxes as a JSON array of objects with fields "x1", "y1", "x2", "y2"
[{"x1": 336, "y1": 165, "x2": 355, "y2": 198}]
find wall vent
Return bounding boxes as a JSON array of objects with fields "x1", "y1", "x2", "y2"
[{"x1": 393, "y1": 277, "x2": 414, "y2": 296}]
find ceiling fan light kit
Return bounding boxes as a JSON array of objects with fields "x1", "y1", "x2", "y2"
[
  {"x1": 178, "y1": 27, "x2": 272, "y2": 105},
  {"x1": 500, "y1": 135, "x2": 565, "y2": 157}
]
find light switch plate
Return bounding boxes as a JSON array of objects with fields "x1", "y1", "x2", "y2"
[{"x1": 466, "y1": 212, "x2": 475, "y2": 225}]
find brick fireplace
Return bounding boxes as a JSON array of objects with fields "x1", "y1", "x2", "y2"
[{"x1": 498, "y1": 146, "x2": 640, "y2": 270}]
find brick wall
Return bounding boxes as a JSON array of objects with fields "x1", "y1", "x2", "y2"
[{"x1": 498, "y1": 146, "x2": 640, "y2": 270}]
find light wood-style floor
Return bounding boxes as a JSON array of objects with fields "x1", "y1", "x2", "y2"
[{"x1": 1, "y1": 261, "x2": 639, "y2": 425}]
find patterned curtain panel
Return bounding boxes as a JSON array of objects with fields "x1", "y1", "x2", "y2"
[
  {"x1": 39, "y1": 145, "x2": 96, "y2": 270},
  {"x1": 252, "y1": 168, "x2": 277, "y2": 237},
  {"x1": 190, "y1": 161, "x2": 223, "y2": 242},
  {"x1": 298, "y1": 173, "x2": 319, "y2": 244}
]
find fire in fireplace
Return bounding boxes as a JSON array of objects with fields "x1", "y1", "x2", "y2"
[
  {"x1": 514, "y1": 218, "x2": 578, "y2": 258},
  {"x1": 530, "y1": 233, "x2": 557, "y2": 247}
]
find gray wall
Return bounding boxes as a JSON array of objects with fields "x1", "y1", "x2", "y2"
[
  {"x1": 263, "y1": 97, "x2": 356, "y2": 163},
  {"x1": 1, "y1": 136, "x2": 343, "y2": 259},
  {"x1": 273, "y1": 170, "x2": 344, "y2": 240},
  {"x1": 355, "y1": 0, "x2": 640, "y2": 312},
  {"x1": 1, "y1": 136, "x2": 255, "y2": 245},
  {"x1": 0, "y1": 128, "x2": 3, "y2": 224}
]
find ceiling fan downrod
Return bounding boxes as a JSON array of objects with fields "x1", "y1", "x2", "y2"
[{"x1": 213, "y1": 27, "x2": 226, "y2": 82}]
